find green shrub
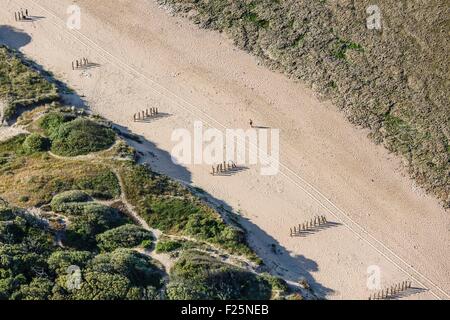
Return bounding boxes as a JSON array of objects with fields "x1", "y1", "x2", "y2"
[
  {"x1": 141, "y1": 240, "x2": 153, "y2": 250},
  {"x1": 50, "y1": 190, "x2": 91, "y2": 212},
  {"x1": 50, "y1": 118, "x2": 116, "y2": 156},
  {"x1": 89, "y1": 249, "x2": 163, "y2": 288},
  {"x1": 47, "y1": 250, "x2": 93, "y2": 274},
  {"x1": 155, "y1": 240, "x2": 182, "y2": 253},
  {"x1": 76, "y1": 170, "x2": 120, "y2": 200},
  {"x1": 167, "y1": 251, "x2": 272, "y2": 300},
  {"x1": 96, "y1": 224, "x2": 153, "y2": 252},
  {"x1": 12, "y1": 277, "x2": 53, "y2": 300},
  {"x1": 63, "y1": 203, "x2": 126, "y2": 249},
  {"x1": 38, "y1": 112, "x2": 74, "y2": 138},
  {"x1": 22, "y1": 133, "x2": 48, "y2": 154}
]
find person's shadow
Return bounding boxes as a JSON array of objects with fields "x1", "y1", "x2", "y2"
[{"x1": 0, "y1": 25, "x2": 32, "y2": 50}]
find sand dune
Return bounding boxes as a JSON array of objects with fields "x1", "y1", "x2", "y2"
[{"x1": 0, "y1": 0, "x2": 448, "y2": 299}]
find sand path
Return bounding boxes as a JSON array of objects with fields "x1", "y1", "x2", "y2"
[{"x1": 0, "y1": 0, "x2": 448, "y2": 299}]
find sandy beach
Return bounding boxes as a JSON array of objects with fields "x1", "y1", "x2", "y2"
[{"x1": 0, "y1": 0, "x2": 448, "y2": 299}]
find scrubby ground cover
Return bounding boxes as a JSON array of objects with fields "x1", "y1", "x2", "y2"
[{"x1": 158, "y1": 0, "x2": 450, "y2": 207}]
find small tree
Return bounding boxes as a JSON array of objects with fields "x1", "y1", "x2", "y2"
[{"x1": 22, "y1": 133, "x2": 48, "y2": 154}]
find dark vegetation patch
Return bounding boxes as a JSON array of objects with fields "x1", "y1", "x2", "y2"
[
  {"x1": 48, "y1": 118, "x2": 116, "y2": 157},
  {"x1": 167, "y1": 251, "x2": 287, "y2": 300},
  {"x1": 155, "y1": 239, "x2": 183, "y2": 253},
  {"x1": 0, "y1": 201, "x2": 163, "y2": 300}
]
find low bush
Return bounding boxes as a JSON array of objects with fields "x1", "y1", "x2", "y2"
[
  {"x1": 96, "y1": 224, "x2": 153, "y2": 252},
  {"x1": 50, "y1": 118, "x2": 116, "y2": 156}
]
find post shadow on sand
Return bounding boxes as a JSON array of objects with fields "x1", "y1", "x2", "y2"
[
  {"x1": 384, "y1": 287, "x2": 428, "y2": 300},
  {"x1": 291, "y1": 222, "x2": 342, "y2": 237},
  {"x1": 0, "y1": 25, "x2": 31, "y2": 50}
]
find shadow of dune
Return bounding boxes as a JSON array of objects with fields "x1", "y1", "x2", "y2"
[
  {"x1": 112, "y1": 123, "x2": 192, "y2": 184},
  {"x1": 0, "y1": 25, "x2": 31, "y2": 50}
]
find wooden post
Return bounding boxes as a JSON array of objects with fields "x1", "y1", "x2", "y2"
[
  {"x1": 26, "y1": 9, "x2": 28, "y2": 17},
  {"x1": 290, "y1": 228, "x2": 293, "y2": 237}
]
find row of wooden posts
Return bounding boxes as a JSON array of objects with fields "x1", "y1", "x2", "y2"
[
  {"x1": 14, "y1": 9, "x2": 29, "y2": 21},
  {"x1": 368, "y1": 281, "x2": 412, "y2": 300},
  {"x1": 133, "y1": 108, "x2": 159, "y2": 121},
  {"x1": 290, "y1": 215, "x2": 328, "y2": 236},
  {"x1": 72, "y1": 58, "x2": 89, "y2": 70},
  {"x1": 211, "y1": 161, "x2": 238, "y2": 175}
]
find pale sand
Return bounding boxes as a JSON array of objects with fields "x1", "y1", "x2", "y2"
[{"x1": 1, "y1": 0, "x2": 448, "y2": 299}]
